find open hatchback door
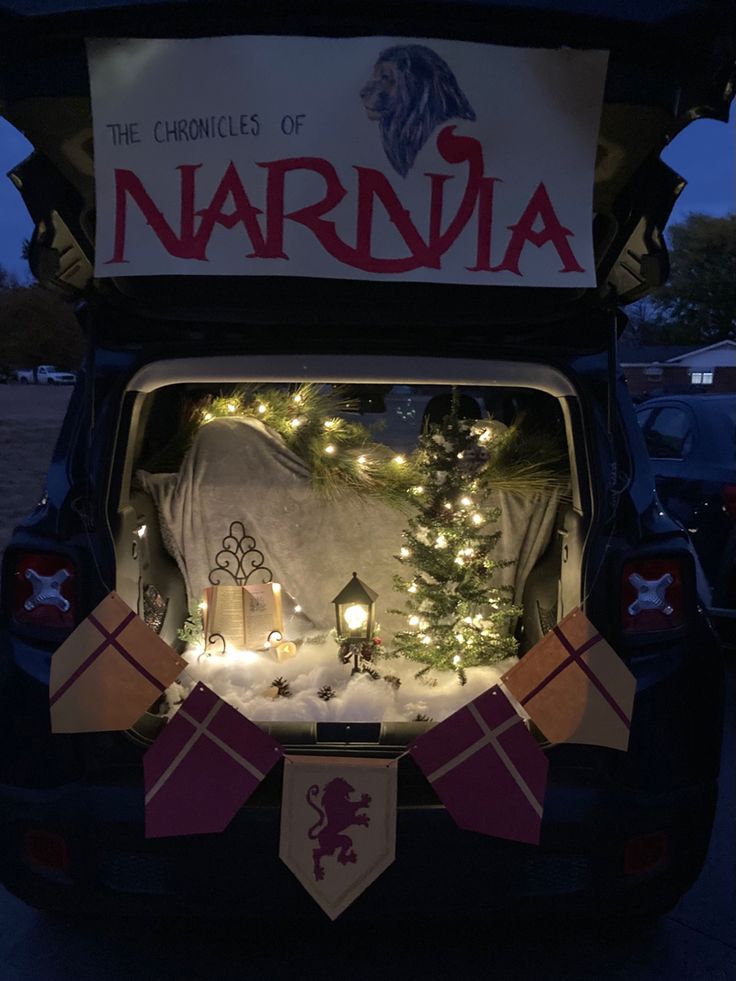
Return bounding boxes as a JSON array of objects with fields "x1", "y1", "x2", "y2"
[{"x1": 0, "y1": 0, "x2": 733, "y2": 341}]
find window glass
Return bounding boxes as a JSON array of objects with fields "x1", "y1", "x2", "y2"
[
  {"x1": 702, "y1": 371, "x2": 714, "y2": 384},
  {"x1": 636, "y1": 408, "x2": 654, "y2": 430},
  {"x1": 691, "y1": 371, "x2": 703, "y2": 384},
  {"x1": 644, "y1": 406, "x2": 694, "y2": 458}
]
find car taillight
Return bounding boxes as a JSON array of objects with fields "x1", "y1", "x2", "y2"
[
  {"x1": 722, "y1": 484, "x2": 736, "y2": 520},
  {"x1": 7, "y1": 551, "x2": 76, "y2": 630},
  {"x1": 620, "y1": 557, "x2": 684, "y2": 633}
]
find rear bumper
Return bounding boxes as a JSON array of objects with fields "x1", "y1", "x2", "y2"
[
  {"x1": 0, "y1": 764, "x2": 718, "y2": 920},
  {"x1": 0, "y1": 617, "x2": 724, "y2": 919}
]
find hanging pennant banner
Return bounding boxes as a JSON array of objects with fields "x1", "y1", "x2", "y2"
[
  {"x1": 501, "y1": 608, "x2": 636, "y2": 751},
  {"x1": 49, "y1": 591, "x2": 186, "y2": 733},
  {"x1": 410, "y1": 686, "x2": 548, "y2": 845},
  {"x1": 144, "y1": 683, "x2": 283, "y2": 838},
  {"x1": 87, "y1": 36, "x2": 607, "y2": 287},
  {"x1": 280, "y1": 756, "x2": 397, "y2": 920}
]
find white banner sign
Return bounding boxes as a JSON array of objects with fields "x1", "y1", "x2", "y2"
[
  {"x1": 87, "y1": 36, "x2": 607, "y2": 286},
  {"x1": 280, "y1": 755, "x2": 397, "y2": 920}
]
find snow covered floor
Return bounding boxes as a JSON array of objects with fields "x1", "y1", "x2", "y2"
[{"x1": 165, "y1": 634, "x2": 516, "y2": 724}]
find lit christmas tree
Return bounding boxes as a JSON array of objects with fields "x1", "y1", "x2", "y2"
[{"x1": 391, "y1": 402, "x2": 521, "y2": 682}]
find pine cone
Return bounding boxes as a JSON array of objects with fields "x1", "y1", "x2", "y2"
[{"x1": 317, "y1": 685, "x2": 336, "y2": 702}]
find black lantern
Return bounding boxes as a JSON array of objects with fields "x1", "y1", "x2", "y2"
[{"x1": 332, "y1": 572, "x2": 378, "y2": 641}]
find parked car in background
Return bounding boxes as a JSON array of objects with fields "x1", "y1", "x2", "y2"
[
  {"x1": 14, "y1": 365, "x2": 76, "y2": 385},
  {"x1": 636, "y1": 395, "x2": 736, "y2": 632}
]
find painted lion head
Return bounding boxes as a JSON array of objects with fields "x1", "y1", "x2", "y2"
[{"x1": 360, "y1": 44, "x2": 476, "y2": 177}]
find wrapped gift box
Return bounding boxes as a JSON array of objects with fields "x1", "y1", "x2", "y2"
[
  {"x1": 410, "y1": 686, "x2": 548, "y2": 845},
  {"x1": 49, "y1": 591, "x2": 186, "y2": 733},
  {"x1": 501, "y1": 608, "x2": 635, "y2": 751},
  {"x1": 144, "y1": 682, "x2": 283, "y2": 838}
]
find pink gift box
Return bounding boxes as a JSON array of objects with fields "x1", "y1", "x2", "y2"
[
  {"x1": 410, "y1": 686, "x2": 549, "y2": 845},
  {"x1": 143, "y1": 683, "x2": 283, "y2": 838}
]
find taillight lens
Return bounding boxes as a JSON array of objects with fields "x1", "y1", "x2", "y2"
[
  {"x1": 722, "y1": 484, "x2": 736, "y2": 520},
  {"x1": 621, "y1": 557, "x2": 684, "y2": 633},
  {"x1": 8, "y1": 551, "x2": 76, "y2": 630}
]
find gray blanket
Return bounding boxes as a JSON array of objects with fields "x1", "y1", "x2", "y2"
[{"x1": 137, "y1": 417, "x2": 561, "y2": 641}]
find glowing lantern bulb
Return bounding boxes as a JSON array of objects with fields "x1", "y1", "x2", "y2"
[{"x1": 343, "y1": 604, "x2": 369, "y2": 632}]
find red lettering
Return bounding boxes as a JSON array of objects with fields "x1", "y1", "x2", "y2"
[
  {"x1": 467, "y1": 177, "x2": 502, "y2": 272},
  {"x1": 259, "y1": 157, "x2": 351, "y2": 261},
  {"x1": 107, "y1": 165, "x2": 202, "y2": 263},
  {"x1": 493, "y1": 181, "x2": 584, "y2": 276},
  {"x1": 354, "y1": 167, "x2": 433, "y2": 272},
  {"x1": 194, "y1": 161, "x2": 267, "y2": 258}
]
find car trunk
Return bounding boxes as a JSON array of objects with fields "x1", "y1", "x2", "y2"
[{"x1": 101, "y1": 350, "x2": 590, "y2": 747}]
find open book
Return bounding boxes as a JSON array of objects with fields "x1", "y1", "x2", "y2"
[{"x1": 203, "y1": 583, "x2": 284, "y2": 653}]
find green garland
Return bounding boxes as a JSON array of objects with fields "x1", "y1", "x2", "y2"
[{"x1": 144, "y1": 383, "x2": 569, "y2": 506}]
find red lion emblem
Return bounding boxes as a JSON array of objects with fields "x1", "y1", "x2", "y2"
[{"x1": 306, "y1": 777, "x2": 372, "y2": 881}]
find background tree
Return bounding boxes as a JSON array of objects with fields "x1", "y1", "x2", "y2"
[
  {"x1": 0, "y1": 268, "x2": 83, "y2": 370},
  {"x1": 644, "y1": 213, "x2": 735, "y2": 344}
]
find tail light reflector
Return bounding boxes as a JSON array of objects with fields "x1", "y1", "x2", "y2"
[
  {"x1": 22, "y1": 830, "x2": 70, "y2": 872},
  {"x1": 621, "y1": 557, "x2": 684, "y2": 632},
  {"x1": 722, "y1": 484, "x2": 736, "y2": 520},
  {"x1": 8, "y1": 551, "x2": 76, "y2": 630},
  {"x1": 624, "y1": 831, "x2": 668, "y2": 875}
]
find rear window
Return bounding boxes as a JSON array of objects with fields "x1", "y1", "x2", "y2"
[{"x1": 640, "y1": 406, "x2": 694, "y2": 459}]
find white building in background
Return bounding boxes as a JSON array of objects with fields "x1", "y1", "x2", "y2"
[{"x1": 621, "y1": 339, "x2": 736, "y2": 398}]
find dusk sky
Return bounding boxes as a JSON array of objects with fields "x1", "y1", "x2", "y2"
[{"x1": 0, "y1": 113, "x2": 733, "y2": 280}]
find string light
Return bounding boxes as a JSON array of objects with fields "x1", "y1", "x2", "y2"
[
  {"x1": 421, "y1": 635, "x2": 432, "y2": 645},
  {"x1": 257, "y1": 403, "x2": 267, "y2": 415},
  {"x1": 472, "y1": 513, "x2": 483, "y2": 525},
  {"x1": 412, "y1": 485, "x2": 424, "y2": 495},
  {"x1": 408, "y1": 583, "x2": 418, "y2": 593},
  {"x1": 460, "y1": 496, "x2": 472, "y2": 507},
  {"x1": 454, "y1": 634, "x2": 465, "y2": 644},
  {"x1": 290, "y1": 417, "x2": 302, "y2": 428},
  {"x1": 226, "y1": 402, "x2": 237, "y2": 413},
  {"x1": 324, "y1": 444, "x2": 336, "y2": 455},
  {"x1": 393, "y1": 454, "x2": 405, "y2": 465},
  {"x1": 324, "y1": 420, "x2": 337, "y2": 430},
  {"x1": 454, "y1": 556, "x2": 465, "y2": 566},
  {"x1": 435, "y1": 534, "x2": 448, "y2": 549},
  {"x1": 400, "y1": 547, "x2": 411, "y2": 558},
  {"x1": 357, "y1": 455, "x2": 368, "y2": 465},
  {"x1": 409, "y1": 615, "x2": 420, "y2": 626},
  {"x1": 294, "y1": 605, "x2": 302, "y2": 613},
  {"x1": 203, "y1": 411, "x2": 213, "y2": 422},
  {"x1": 453, "y1": 654, "x2": 463, "y2": 665},
  {"x1": 292, "y1": 393, "x2": 303, "y2": 404},
  {"x1": 443, "y1": 502, "x2": 452, "y2": 510}
]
